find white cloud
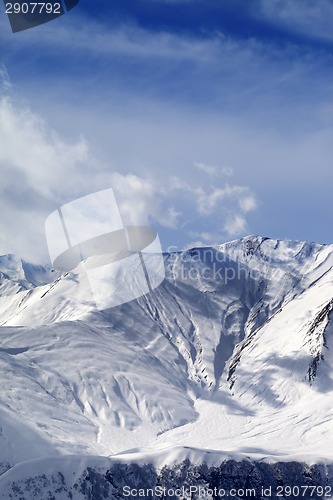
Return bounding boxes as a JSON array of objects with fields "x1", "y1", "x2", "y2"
[
  {"x1": 0, "y1": 86, "x2": 185, "y2": 261},
  {"x1": 224, "y1": 214, "x2": 248, "y2": 237},
  {"x1": 187, "y1": 230, "x2": 221, "y2": 245},
  {"x1": 2, "y1": 74, "x2": 260, "y2": 262},
  {"x1": 197, "y1": 184, "x2": 255, "y2": 216},
  {"x1": 110, "y1": 173, "x2": 258, "y2": 241},
  {"x1": 0, "y1": 84, "x2": 96, "y2": 262},
  {"x1": 222, "y1": 166, "x2": 233, "y2": 176},
  {"x1": 0, "y1": 66, "x2": 11, "y2": 90},
  {"x1": 169, "y1": 176, "x2": 256, "y2": 215},
  {"x1": 165, "y1": 175, "x2": 258, "y2": 243},
  {"x1": 108, "y1": 173, "x2": 180, "y2": 229},
  {"x1": 0, "y1": 92, "x2": 89, "y2": 196},
  {"x1": 194, "y1": 162, "x2": 234, "y2": 178},
  {"x1": 9, "y1": 18, "x2": 223, "y2": 66},
  {"x1": 258, "y1": 0, "x2": 333, "y2": 42},
  {"x1": 2, "y1": 0, "x2": 332, "y2": 258},
  {"x1": 194, "y1": 162, "x2": 218, "y2": 177},
  {"x1": 0, "y1": 74, "x2": 259, "y2": 262},
  {"x1": 239, "y1": 195, "x2": 257, "y2": 213}
]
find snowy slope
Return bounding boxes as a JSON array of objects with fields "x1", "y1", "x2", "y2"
[{"x1": 1, "y1": 236, "x2": 333, "y2": 494}]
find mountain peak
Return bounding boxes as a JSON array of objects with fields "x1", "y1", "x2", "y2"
[{"x1": 1, "y1": 237, "x2": 333, "y2": 478}]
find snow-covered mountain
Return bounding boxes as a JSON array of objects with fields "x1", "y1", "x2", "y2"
[{"x1": 1, "y1": 236, "x2": 333, "y2": 498}]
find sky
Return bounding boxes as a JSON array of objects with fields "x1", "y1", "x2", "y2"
[{"x1": 0, "y1": 0, "x2": 333, "y2": 263}]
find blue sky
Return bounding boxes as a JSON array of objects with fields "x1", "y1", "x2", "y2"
[{"x1": 0, "y1": 0, "x2": 333, "y2": 262}]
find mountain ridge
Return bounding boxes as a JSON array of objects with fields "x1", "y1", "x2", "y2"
[{"x1": 1, "y1": 235, "x2": 333, "y2": 497}]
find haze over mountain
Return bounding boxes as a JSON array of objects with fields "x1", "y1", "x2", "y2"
[{"x1": 1, "y1": 235, "x2": 333, "y2": 498}]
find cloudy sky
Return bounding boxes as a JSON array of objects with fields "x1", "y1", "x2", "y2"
[{"x1": 0, "y1": 0, "x2": 333, "y2": 263}]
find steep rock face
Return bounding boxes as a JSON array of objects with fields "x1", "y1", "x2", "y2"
[
  {"x1": 305, "y1": 301, "x2": 333, "y2": 383},
  {"x1": 0, "y1": 236, "x2": 333, "y2": 489},
  {"x1": 1, "y1": 455, "x2": 333, "y2": 499}
]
